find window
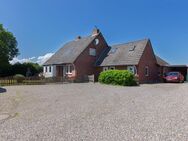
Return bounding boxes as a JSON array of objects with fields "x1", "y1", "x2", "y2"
[
  {"x1": 103, "y1": 67, "x2": 108, "y2": 71},
  {"x1": 103, "y1": 66, "x2": 115, "y2": 71},
  {"x1": 66, "y1": 65, "x2": 73, "y2": 74},
  {"x1": 129, "y1": 45, "x2": 136, "y2": 51},
  {"x1": 127, "y1": 66, "x2": 137, "y2": 74},
  {"x1": 49, "y1": 66, "x2": 52, "y2": 73},
  {"x1": 145, "y1": 66, "x2": 149, "y2": 76},
  {"x1": 94, "y1": 39, "x2": 99, "y2": 45},
  {"x1": 89, "y1": 48, "x2": 96, "y2": 56},
  {"x1": 45, "y1": 66, "x2": 47, "y2": 72},
  {"x1": 109, "y1": 48, "x2": 117, "y2": 54},
  {"x1": 109, "y1": 66, "x2": 115, "y2": 70},
  {"x1": 158, "y1": 71, "x2": 161, "y2": 76}
]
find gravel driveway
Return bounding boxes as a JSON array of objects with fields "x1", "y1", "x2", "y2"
[{"x1": 0, "y1": 83, "x2": 188, "y2": 141}]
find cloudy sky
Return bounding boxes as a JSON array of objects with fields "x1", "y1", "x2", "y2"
[
  {"x1": 1, "y1": 0, "x2": 188, "y2": 65},
  {"x1": 9, "y1": 53, "x2": 54, "y2": 65}
]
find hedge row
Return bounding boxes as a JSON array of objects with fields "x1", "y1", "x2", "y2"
[{"x1": 98, "y1": 70, "x2": 137, "y2": 86}]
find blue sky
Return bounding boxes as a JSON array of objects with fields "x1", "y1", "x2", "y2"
[{"x1": 0, "y1": 0, "x2": 188, "y2": 64}]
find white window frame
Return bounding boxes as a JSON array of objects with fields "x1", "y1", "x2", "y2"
[
  {"x1": 103, "y1": 66, "x2": 115, "y2": 71},
  {"x1": 127, "y1": 66, "x2": 137, "y2": 75},
  {"x1": 47, "y1": 66, "x2": 50, "y2": 72},
  {"x1": 109, "y1": 66, "x2": 115, "y2": 70},
  {"x1": 145, "y1": 66, "x2": 149, "y2": 76},
  {"x1": 89, "y1": 48, "x2": 96, "y2": 56},
  {"x1": 103, "y1": 67, "x2": 109, "y2": 71},
  {"x1": 94, "y1": 39, "x2": 99, "y2": 45},
  {"x1": 65, "y1": 65, "x2": 73, "y2": 74},
  {"x1": 45, "y1": 66, "x2": 47, "y2": 73},
  {"x1": 49, "y1": 66, "x2": 52, "y2": 73}
]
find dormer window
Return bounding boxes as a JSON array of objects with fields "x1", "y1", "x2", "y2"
[
  {"x1": 129, "y1": 45, "x2": 136, "y2": 51},
  {"x1": 109, "y1": 48, "x2": 117, "y2": 54}
]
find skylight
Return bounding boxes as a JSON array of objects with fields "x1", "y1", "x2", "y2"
[
  {"x1": 129, "y1": 45, "x2": 136, "y2": 51},
  {"x1": 109, "y1": 48, "x2": 117, "y2": 54}
]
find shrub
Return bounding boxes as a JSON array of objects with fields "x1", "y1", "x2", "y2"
[
  {"x1": 13, "y1": 74, "x2": 25, "y2": 83},
  {"x1": 98, "y1": 70, "x2": 137, "y2": 86}
]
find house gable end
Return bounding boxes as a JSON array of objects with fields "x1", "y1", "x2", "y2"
[
  {"x1": 73, "y1": 32, "x2": 109, "y2": 80},
  {"x1": 137, "y1": 39, "x2": 159, "y2": 83}
]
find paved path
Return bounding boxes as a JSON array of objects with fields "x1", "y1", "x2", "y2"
[{"x1": 0, "y1": 83, "x2": 188, "y2": 141}]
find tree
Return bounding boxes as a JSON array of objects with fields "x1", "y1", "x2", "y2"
[
  {"x1": 0, "y1": 24, "x2": 19, "y2": 75},
  {"x1": 0, "y1": 24, "x2": 19, "y2": 65},
  {"x1": 10, "y1": 62, "x2": 43, "y2": 77}
]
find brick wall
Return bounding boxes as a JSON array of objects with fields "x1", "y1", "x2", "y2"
[
  {"x1": 74, "y1": 33, "x2": 109, "y2": 81},
  {"x1": 137, "y1": 41, "x2": 159, "y2": 83}
]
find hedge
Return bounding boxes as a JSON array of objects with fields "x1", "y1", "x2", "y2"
[
  {"x1": 13, "y1": 74, "x2": 25, "y2": 83},
  {"x1": 98, "y1": 70, "x2": 137, "y2": 86}
]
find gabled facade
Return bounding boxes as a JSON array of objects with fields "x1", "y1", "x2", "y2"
[{"x1": 43, "y1": 28, "x2": 169, "y2": 83}]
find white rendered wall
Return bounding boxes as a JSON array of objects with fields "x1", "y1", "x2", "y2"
[{"x1": 43, "y1": 65, "x2": 56, "y2": 78}]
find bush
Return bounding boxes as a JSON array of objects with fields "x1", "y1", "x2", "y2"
[
  {"x1": 98, "y1": 70, "x2": 137, "y2": 86},
  {"x1": 13, "y1": 74, "x2": 25, "y2": 83}
]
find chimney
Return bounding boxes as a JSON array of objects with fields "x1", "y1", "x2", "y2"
[
  {"x1": 76, "y1": 36, "x2": 81, "y2": 40},
  {"x1": 92, "y1": 27, "x2": 100, "y2": 36}
]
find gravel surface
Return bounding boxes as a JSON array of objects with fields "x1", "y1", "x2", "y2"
[{"x1": 0, "y1": 83, "x2": 188, "y2": 141}]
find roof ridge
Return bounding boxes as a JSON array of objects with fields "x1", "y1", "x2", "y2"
[{"x1": 111, "y1": 38, "x2": 149, "y2": 47}]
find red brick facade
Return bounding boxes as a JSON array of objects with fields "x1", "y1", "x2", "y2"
[
  {"x1": 44, "y1": 29, "x2": 164, "y2": 83},
  {"x1": 73, "y1": 38, "x2": 161, "y2": 83},
  {"x1": 73, "y1": 33, "x2": 109, "y2": 81},
  {"x1": 137, "y1": 41, "x2": 159, "y2": 83}
]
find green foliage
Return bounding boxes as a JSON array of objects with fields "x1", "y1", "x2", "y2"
[
  {"x1": 11, "y1": 62, "x2": 43, "y2": 77},
  {"x1": 13, "y1": 74, "x2": 25, "y2": 83},
  {"x1": 0, "y1": 62, "x2": 43, "y2": 77},
  {"x1": 0, "y1": 24, "x2": 19, "y2": 68},
  {"x1": 99, "y1": 70, "x2": 137, "y2": 86}
]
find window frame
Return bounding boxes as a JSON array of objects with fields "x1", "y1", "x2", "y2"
[
  {"x1": 103, "y1": 66, "x2": 115, "y2": 71},
  {"x1": 103, "y1": 67, "x2": 108, "y2": 71},
  {"x1": 145, "y1": 66, "x2": 149, "y2": 76},
  {"x1": 94, "y1": 38, "x2": 99, "y2": 45},
  {"x1": 127, "y1": 66, "x2": 137, "y2": 75},
  {"x1": 89, "y1": 48, "x2": 96, "y2": 56},
  {"x1": 66, "y1": 65, "x2": 73, "y2": 74},
  {"x1": 49, "y1": 66, "x2": 52, "y2": 73},
  {"x1": 109, "y1": 66, "x2": 115, "y2": 70},
  {"x1": 45, "y1": 66, "x2": 48, "y2": 73}
]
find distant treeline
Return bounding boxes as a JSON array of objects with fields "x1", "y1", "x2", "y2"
[{"x1": 0, "y1": 62, "x2": 43, "y2": 77}]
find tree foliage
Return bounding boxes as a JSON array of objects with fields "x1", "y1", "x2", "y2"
[
  {"x1": 0, "y1": 62, "x2": 43, "y2": 77},
  {"x1": 0, "y1": 24, "x2": 19, "y2": 68}
]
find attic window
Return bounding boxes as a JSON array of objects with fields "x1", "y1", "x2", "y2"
[
  {"x1": 129, "y1": 45, "x2": 136, "y2": 51},
  {"x1": 94, "y1": 39, "x2": 99, "y2": 45},
  {"x1": 89, "y1": 48, "x2": 96, "y2": 56}
]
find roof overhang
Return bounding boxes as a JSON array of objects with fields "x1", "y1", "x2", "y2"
[{"x1": 43, "y1": 63, "x2": 73, "y2": 66}]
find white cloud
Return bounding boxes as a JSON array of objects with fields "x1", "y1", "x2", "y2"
[
  {"x1": 10, "y1": 57, "x2": 36, "y2": 64},
  {"x1": 36, "y1": 53, "x2": 54, "y2": 65},
  {"x1": 10, "y1": 53, "x2": 54, "y2": 65}
]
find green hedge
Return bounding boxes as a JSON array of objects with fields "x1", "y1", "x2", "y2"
[{"x1": 98, "y1": 70, "x2": 137, "y2": 86}]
